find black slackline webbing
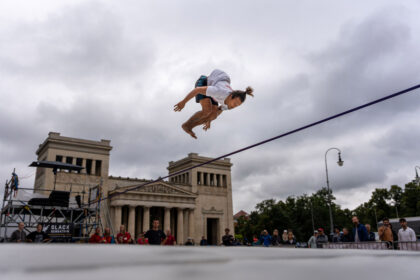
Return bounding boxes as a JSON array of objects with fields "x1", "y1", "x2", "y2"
[{"x1": 96, "y1": 83, "x2": 420, "y2": 204}]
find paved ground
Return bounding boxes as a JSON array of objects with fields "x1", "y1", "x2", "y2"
[{"x1": 1, "y1": 245, "x2": 419, "y2": 280}]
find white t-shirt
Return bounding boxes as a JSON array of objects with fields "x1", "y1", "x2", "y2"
[
  {"x1": 206, "y1": 69, "x2": 232, "y2": 110},
  {"x1": 398, "y1": 227, "x2": 416, "y2": 242}
]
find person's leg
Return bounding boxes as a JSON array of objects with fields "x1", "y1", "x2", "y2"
[
  {"x1": 182, "y1": 98, "x2": 214, "y2": 138},
  {"x1": 203, "y1": 105, "x2": 220, "y2": 131}
]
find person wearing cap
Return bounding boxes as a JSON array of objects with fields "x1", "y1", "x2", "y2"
[
  {"x1": 281, "y1": 230, "x2": 288, "y2": 244},
  {"x1": 316, "y1": 228, "x2": 328, "y2": 248},
  {"x1": 398, "y1": 218, "x2": 416, "y2": 250},
  {"x1": 308, "y1": 230, "x2": 318, "y2": 248},
  {"x1": 185, "y1": 237, "x2": 194, "y2": 246}
]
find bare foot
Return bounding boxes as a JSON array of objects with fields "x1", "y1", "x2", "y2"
[{"x1": 182, "y1": 124, "x2": 197, "y2": 139}]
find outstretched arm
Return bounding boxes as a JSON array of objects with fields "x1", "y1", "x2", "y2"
[{"x1": 174, "y1": 87, "x2": 207, "y2": 112}]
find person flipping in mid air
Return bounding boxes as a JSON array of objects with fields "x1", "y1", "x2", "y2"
[{"x1": 174, "y1": 69, "x2": 254, "y2": 139}]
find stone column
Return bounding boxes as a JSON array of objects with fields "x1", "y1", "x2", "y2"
[
  {"x1": 109, "y1": 206, "x2": 115, "y2": 230},
  {"x1": 188, "y1": 209, "x2": 195, "y2": 239},
  {"x1": 81, "y1": 159, "x2": 87, "y2": 174},
  {"x1": 128, "y1": 206, "x2": 136, "y2": 236},
  {"x1": 135, "y1": 207, "x2": 142, "y2": 235},
  {"x1": 164, "y1": 207, "x2": 171, "y2": 232},
  {"x1": 91, "y1": 160, "x2": 96, "y2": 176},
  {"x1": 143, "y1": 206, "x2": 150, "y2": 232},
  {"x1": 200, "y1": 172, "x2": 204, "y2": 185},
  {"x1": 114, "y1": 206, "x2": 122, "y2": 233},
  {"x1": 177, "y1": 208, "x2": 184, "y2": 244}
]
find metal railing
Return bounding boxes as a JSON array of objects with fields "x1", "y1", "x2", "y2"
[{"x1": 322, "y1": 241, "x2": 420, "y2": 251}]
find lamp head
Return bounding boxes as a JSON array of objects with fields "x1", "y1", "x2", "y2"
[{"x1": 337, "y1": 152, "x2": 344, "y2": 167}]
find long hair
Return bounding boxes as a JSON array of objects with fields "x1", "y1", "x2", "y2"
[{"x1": 231, "y1": 86, "x2": 254, "y2": 102}]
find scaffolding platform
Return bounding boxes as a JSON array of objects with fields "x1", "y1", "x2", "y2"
[{"x1": 0, "y1": 162, "x2": 104, "y2": 242}]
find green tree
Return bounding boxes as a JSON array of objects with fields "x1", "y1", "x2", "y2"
[{"x1": 235, "y1": 180, "x2": 420, "y2": 243}]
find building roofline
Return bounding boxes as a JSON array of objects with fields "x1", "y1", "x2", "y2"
[
  {"x1": 36, "y1": 132, "x2": 112, "y2": 156},
  {"x1": 167, "y1": 153, "x2": 232, "y2": 170}
]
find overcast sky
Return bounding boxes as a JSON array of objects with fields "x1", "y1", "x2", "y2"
[{"x1": 1, "y1": 0, "x2": 420, "y2": 213}]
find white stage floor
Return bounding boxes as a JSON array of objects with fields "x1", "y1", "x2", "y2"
[{"x1": 1, "y1": 245, "x2": 419, "y2": 280}]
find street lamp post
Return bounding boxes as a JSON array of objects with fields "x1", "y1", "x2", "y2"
[
  {"x1": 324, "y1": 147, "x2": 344, "y2": 238},
  {"x1": 373, "y1": 207, "x2": 379, "y2": 230},
  {"x1": 415, "y1": 166, "x2": 420, "y2": 184},
  {"x1": 310, "y1": 199, "x2": 315, "y2": 232}
]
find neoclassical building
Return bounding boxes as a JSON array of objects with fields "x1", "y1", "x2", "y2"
[{"x1": 34, "y1": 132, "x2": 234, "y2": 244}]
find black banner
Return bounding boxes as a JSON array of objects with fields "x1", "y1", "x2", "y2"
[{"x1": 44, "y1": 223, "x2": 73, "y2": 242}]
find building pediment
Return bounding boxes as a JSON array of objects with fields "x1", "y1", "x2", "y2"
[{"x1": 112, "y1": 181, "x2": 196, "y2": 197}]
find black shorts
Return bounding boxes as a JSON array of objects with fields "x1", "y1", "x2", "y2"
[
  {"x1": 194, "y1": 75, "x2": 218, "y2": 106},
  {"x1": 195, "y1": 94, "x2": 218, "y2": 106}
]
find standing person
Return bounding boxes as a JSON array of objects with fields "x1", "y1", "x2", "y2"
[
  {"x1": 144, "y1": 219, "x2": 166, "y2": 245},
  {"x1": 10, "y1": 222, "x2": 26, "y2": 243},
  {"x1": 259, "y1": 230, "x2": 272, "y2": 247},
  {"x1": 200, "y1": 236, "x2": 208, "y2": 246},
  {"x1": 162, "y1": 229, "x2": 176, "y2": 246},
  {"x1": 316, "y1": 228, "x2": 328, "y2": 248},
  {"x1": 11, "y1": 172, "x2": 19, "y2": 197},
  {"x1": 222, "y1": 228, "x2": 234, "y2": 246},
  {"x1": 398, "y1": 218, "x2": 416, "y2": 242},
  {"x1": 332, "y1": 227, "x2": 342, "y2": 243},
  {"x1": 136, "y1": 232, "x2": 149, "y2": 245},
  {"x1": 398, "y1": 218, "x2": 416, "y2": 250},
  {"x1": 365, "y1": 224, "x2": 376, "y2": 242},
  {"x1": 308, "y1": 230, "x2": 318, "y2": 248},
  {"x1": 103, "y1": 227, "x2": 115, "y2": 244},
  {"x1": 89, "y1": 227, "x2": 105, "y2": 243},
  {"x1": 174, "y1": 69, "x2": 254, "y2": 139},
  {"x1": 378, "y1": 217, "x2": 394, "y2": 245},
  {"x1": 281, "y1": 230, "x2": 288, "y2": 244},
  {"x1": 271, "y1": 229, "x2": 282, "y2": 246},
  {"x1": 286, "y1": 231, "x2": 296, "y2": 245},
  {"x1": 340, "y1": 228, "x2": 354, "y2": 242},
  {"x1": 27, "y1": 224, "x2": 51, "y2": 243},
  {"x1": 185, "y1": 237, "x2": 194, "y2": 246},
  {"x1": 352, "y1": 216, "x2": 368, "y2": 242},
  {"x1": 116, "y1": 225, "x2": 132, "y2": 244}
]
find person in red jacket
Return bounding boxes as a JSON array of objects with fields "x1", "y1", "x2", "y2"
[
  {"x1": 162, "y1": 229, "x2": 176, "y2": 245},
  {"x1": 136, "y1": 232, "x2": 149, "y2": 245},
  {"x1": 116, "y1": 225, "x2": 132, "y2": 244},
  {"x1": 89, "y1": 227, "x2": 105, "y2": 243}
]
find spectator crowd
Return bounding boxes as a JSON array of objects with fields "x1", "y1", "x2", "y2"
[
  {"x1": 6, "y1": 216, "x2": 418, "y2": 249},
  {"x1": 305, "y1": 216, "x2": 417, "y2": 249}
]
